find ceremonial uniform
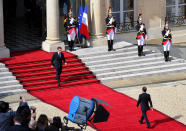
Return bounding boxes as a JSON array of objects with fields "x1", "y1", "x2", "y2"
[
  {"x1": 135, "y1": 14, "x2": 147, "y2": 56},
  {"x1": 162, "y1": 20, "x2": 172, "y2": 62},
  {"x1": 64, "y1": 7, "x2": 77, "y2": 51},
  {"x1": 105, "y1": 7, "x2": 116, "y2": 51}
]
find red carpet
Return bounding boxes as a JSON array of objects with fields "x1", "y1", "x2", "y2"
[{"x1": 1, "y1": 50, "x2": 185, "y2": 131}]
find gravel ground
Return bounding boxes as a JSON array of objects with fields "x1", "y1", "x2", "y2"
[{"x1": 115, "y1": 80, "x2": 186, "y2": 125}]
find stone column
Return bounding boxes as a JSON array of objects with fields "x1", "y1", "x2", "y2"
[
  {"x1": 42, "y1": 0, "x2": 65, "y2": 52},
  {"x1": 0, "y1": 0, "x2": 10, "y2": 58},
  {"x1": 136, "y1": 0, "x2": 166, "y2": 40},
  {"x1": 88, "y1": 0, "x2": 109, "y2": 46}
]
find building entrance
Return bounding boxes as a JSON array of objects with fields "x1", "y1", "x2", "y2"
[{"x1": 3, "y1": 0, "x2": 46, "y2": 52}]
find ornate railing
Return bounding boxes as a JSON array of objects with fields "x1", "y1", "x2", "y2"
[
  {"x1": 116, "y1": 21, "x2": 137, "y2": 33},
  {"x1": 167, "y1": 16, "x2": 186, "y2": 26}
]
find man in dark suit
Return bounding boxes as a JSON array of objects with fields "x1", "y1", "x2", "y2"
[
  {"x1": 137, "y1": 87, "x2": 153, "y2": 128},
  {"x1": 51, "y1": 47, "x2": 67, "y2": 87},
  {"x1": 6, "y1": 115, "x2": 29, "y2": 131}
]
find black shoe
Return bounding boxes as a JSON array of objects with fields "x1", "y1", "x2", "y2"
[
  {"x1": 147, "y1": 126, "x2": 151, "y2": 129},
  {"x1": 71, "y1": 48, "x2": 76, "y2": 51},
  {"x1": 141, "y1": 52, "x2": 145, "y2": 56},
  {"x1": 108, "y1": 49, "x2": 111, "y2": 52},
  {"x1": 111, "y1": 49, "x2": 116, "y2": 51},
  {"x1": 58, "y1": 83, "x2": 60, "y2": 87},
  {"x1": 138, "y1": 120, "x2": 143, "y2": 124}
]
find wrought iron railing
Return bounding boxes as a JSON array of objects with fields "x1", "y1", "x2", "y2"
[
  {"x1": 116, "y1": 21, "x2": 137, "y2": 33},
  {"x1": 167, "y1": 16, "x2": 186, "y2": 26}
]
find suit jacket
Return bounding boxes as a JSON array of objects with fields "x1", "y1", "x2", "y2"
[
  {"x1": 6, "y1": 125, "x2": 29, "y2": 131},
  {"x1": 0, "y1": 102, "x2": 28, "y2": 131},
  {"x1": 137, "y1": 93, "x2": 153, "y2": 111},
  {"x1": 51, "y1": 52, "x2": 66, "y2": 68}
]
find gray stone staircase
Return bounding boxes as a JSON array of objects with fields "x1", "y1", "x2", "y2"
[
  {"x1": 73, "y1": 41, "x2": 186, "y2": 87},
  {"x1": 0, "y1": 62, "x2": 26, "y2": 97}
]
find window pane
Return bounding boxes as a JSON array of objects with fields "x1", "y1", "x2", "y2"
[
  {"x1": 166, "y1": 0, "x2": 175, "y2": 6},
  {"x1": 123, "y1": 0, "x2": 133, "y2": 10},
  {"x1": 110, "y1": 0, "x2": 120, "y2": 12}
]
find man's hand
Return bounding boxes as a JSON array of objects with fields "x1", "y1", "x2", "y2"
[
  {"x1": 65, "y1": 62, "x2": 67, "y2": 65},
  {"x1": 151, "y1": 107, "x2": 154, "y2": 111}
]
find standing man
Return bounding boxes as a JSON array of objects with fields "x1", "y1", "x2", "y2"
[
  {"x1": 51, "y1": 47, "x2": 67, "y2": 87},
  {"x1": 162, "y1": 19, "x2": 172, "y2": 62},
  {"x1": 64, "y1": 7, "x2": 78, "y2": 51},
  {"x1": 137, "y1": 87, "x2": 153, "y2": 129},
  {"x1": 105, "y1": 6, "x2": 116, "y2": 51},
  {"x1": 135, "y1": 14, "x2": 147, "y2": 56}
]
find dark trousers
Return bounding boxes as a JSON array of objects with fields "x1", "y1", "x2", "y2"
[
  {"x1": 54, "y1": 65, "x2": 62, "y2": 84},
  {"x1": 140, "y1": 110, "x2": 151, "y2": 127}
]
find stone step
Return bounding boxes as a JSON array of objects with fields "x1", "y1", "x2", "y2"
[
  {"x1": 92, "y1": 59, "x2": 183, "y2": 74},
  {"x1": 85, "y1": 53, "x2": 163, "y2": 66},
  {"x1": 0, "y1": 76, "x2": 16, "y2": 82},
  {"x1": 79, "y1": 46, "x2": 137, "y2": 58},
  {"x1": 0, "y1": 63, "x2": 5, "y2": 68},
  {"x1": 81, "y1": 49, "x2": 150, "y2": 62},
  {"x1": 0, "y1": 68, "x2": 9, "y2": 72},
  {"x1": 97, "y1": 62, "x2": 186, "y2": 79},
  {"x1": 101, "y1": 66, "x2": 186, "y2": 82},
  {"x1": 0, "y1": 72, "x2": 12, "y2": 77},
  {"x1": 0, "y1": 84, "x2": 23, "y2": 92},
  {"x1": 0, "y1": 89, "x2": 27, "y2": 97},
  {"x1": 0, "y1": 80, "x2": 20, "y2": 87},
  {"x1": 88, "y1": 56, "x2": 164, "y2": 69}
]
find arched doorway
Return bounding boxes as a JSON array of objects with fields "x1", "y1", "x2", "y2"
[{"x1": 3, "y1": 0, "x2": 46, "y2": 52}]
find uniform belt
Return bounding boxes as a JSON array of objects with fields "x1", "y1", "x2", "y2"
[
  {"x1": 68, "y1": 26, "x2": 75, "y2": 28},
  {"x1": 163, "y1": 38, "x2": 171, "y2": 40},
  {"x1": 107, "y1": 26, "x2": 114, "y2": 28}
]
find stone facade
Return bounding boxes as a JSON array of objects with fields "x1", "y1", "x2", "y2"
[
  {"x1": 0, "y1": 0, "x2": 186, "y2": 58},
  {"x1": 0, "y1": 0, "x2": 10, "y2": 58}
]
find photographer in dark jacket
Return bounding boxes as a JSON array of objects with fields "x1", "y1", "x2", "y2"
[{"x1": 0, "y1": 97, "x2": 28, "y2": 131}]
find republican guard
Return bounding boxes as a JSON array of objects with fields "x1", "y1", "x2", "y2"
[
  {"x1": 135, "y1": 14, "x2": 147, "y2": 56},
  {"x1": 64, "y1": 7, "x2": 78, "y2": 51},
  {"x1": 105, "y1": 6, "x2": 116, "y2": 51},
  {"x1": 162, "y1": 19, "x2": 172, "y2": 62}
]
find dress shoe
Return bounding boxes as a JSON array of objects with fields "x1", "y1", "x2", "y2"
[
  {"x1": 111, "y1": 49, "x2": 116, "y2": 51},
  {"x1": 138, "y1": 120, "x2": 143, "y2": 124},
  {"x1": 146, "y1": 126, "x2": 151, "y2": 129}
]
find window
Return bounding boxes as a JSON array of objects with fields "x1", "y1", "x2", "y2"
[
  {"x1": 110, "y1": 0, "x2": 136, "y2": 32},
  {"x1": 166, "y1": 0, "x2": 186, "y2": 17},
  {"x1": 166, "y1": 0, "x2": 186, "y2": 26}
]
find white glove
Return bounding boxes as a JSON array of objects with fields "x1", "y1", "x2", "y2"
[
  {"x1": 70, "y1": 18, "x2": 74, "y2": 24},
  {"x1": 109, "y1": 17, "x2": 113, "y2": 24}
]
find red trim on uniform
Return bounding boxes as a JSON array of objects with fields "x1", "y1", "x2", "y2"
[
  {"x1": 67, "y1": 27, "x2": 77, "y2": 35},
  {"x1": 136, "y1": 34, "x2": 145, "y2": 40},
  {"x1": 162, "y1": 40, "x2": 172, "y2": 45},
  {"x1": 106, "y1": 28, "x2": 115, "y2": 34}
]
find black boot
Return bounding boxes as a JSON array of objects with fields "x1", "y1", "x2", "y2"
[
  {"x1": 68, "y1": 41, "x2": 72, "y2": 51},
  {"x1": 141, "y1": 46, "x2": 145, "y2": 56},
  {"x1": 138, "y1": 46, "x2": 141, "y2": 56},
  {"x1": 108, "y1": 40, "x2": 111, "y2": 51},
  {"x1": 71, "y1": 41, "x2": 76, "y2": 51},
  {"x1": 164, "y1": 51, "x2": 167, "y2": 62},
  {"x1": 167, "y1": 51, "x2": 170, "y2": 61},
  {"x1": 111, "y1": 40, "x2": 115, "y2": 51}
]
